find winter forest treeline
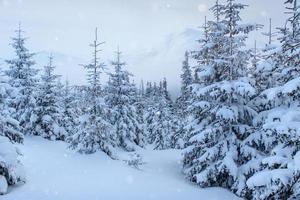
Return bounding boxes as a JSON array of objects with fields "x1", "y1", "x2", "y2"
[{"x1": 0, "y1": 0, "x2": 300, "y2": 199}]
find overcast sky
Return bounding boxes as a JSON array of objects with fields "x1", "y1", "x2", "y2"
[{"x1": 0, "y1": 0, "x2": 287, "y2": 96}]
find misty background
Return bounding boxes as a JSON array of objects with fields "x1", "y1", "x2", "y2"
[{"x1": 0, "y1": 0, "x2": 285, "y2": 97}]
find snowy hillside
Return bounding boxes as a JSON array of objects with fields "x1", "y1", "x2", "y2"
[{"x1": 2, "y1": 137, "x2": 239, "y2": 200}]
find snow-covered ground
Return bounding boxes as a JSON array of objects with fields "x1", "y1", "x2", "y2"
[{"x1": 3, "y1": 136, "x2": 239, "y2": 200}]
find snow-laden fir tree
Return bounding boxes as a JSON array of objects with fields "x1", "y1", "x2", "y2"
[
  {"x1": 182, "y1": 15, "x2": 220, "y2": 145},
  {"x1": 5, "y1": 24, "x2": 38, "y2": 135},
  {"x1": 0, "y1": 70, "x2": 25, "y2": 194},
  {"x1": 246, "y1": 0, "x2": 300, "y2": 199},
  {"x1": 151, "y1": 81, "x2": 173, "y2": 150},
  {"x1": 144, "y1": 79, "x2": 175, "y2": 150},
  {"x1": 133, "y1": 80, "x2": 147, "y2": 148},
  {"x1": 105, "y1": 48, "x2": 142, "y2": 151},
  {"x1": 32, "y1": 55, "x2": 66, "y2": 140},
  {"x1": 151, "y1": 101, "x2": 172, "y2": 150},
  {"x1": 161, "y1": 78, "x2": 172, "y2": 103},
  {"x1": 171, "y1": 68, "x2": 188, "y2": 149},
  {"x1": 70, "y1": 29, "x2": 115, "y2": 157},
  {"x1": 144, "y1": 82, "x2": 157, "y2": 142},
  {"x1": 183, "y1": 0, "x2": 259, "y2": 196},
  {"x1": 176, "y1": 51, "x2": 193, "y2": 117},
  {"x1": 144, "y1": 82, "x2": 157, "y2": 144},
  {"x1": 60, "y1": 79, "x2": 78, "y2": 141}
]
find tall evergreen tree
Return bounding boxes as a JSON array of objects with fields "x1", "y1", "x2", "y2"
[
  {"x1": 183, "y1": 0, "x2": 258, "y2": 196},
  {"x1": 153, "y1": 81, "x2": 173, "y2": 150},
  {"x1": 176, "y1": 51, "x2": 193, "y2": 116},
  {"x1": 144, "y1": 79, "x2": 175, "y2": 149},
  {"x1": 133, "y1": 80, "x2": 147, "y2": 148},
  {"x1": 246, "y1": 1, "x2": 300, "y2": 199},
  {"x1": 181, "y1": 16, "x2": 213, "y2": 146},
  {"x1": 5, "y1": 24, "x2": 38, "y2": 135},
  {"x1": 70, "y1": 28, "x2": 115, "y2": 157},
  {"x1": 60, "y1": 79, "x2": 78, "y2": 141},
  {"x1": 151, "y1": 99, "x2": 172, "y2": 150},
  {"x1": 144, "y1": 82, "x2": 156, "y2": 144},
  {"x1": 33, "y1": 55, "x2": 66, "y2": 140},
  {"x1": 175, "y1": 51, "x2": 194, "y2": 148},
  {"x1": 105, "y1": 48, "x2": 141, "y2": 151}
]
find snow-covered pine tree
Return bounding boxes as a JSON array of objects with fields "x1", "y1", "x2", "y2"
[
  {"x1": 161, "y1": 77, "x2": 186, "y2": 150},
  {"x1": 144, "y1": 82, "x2": 157, "y2": 144},
  {"x1": 161, "y1": 78, "x2": 172, "y2": 103},
  {"x1": 143, "y1": 78, "x2": 178, "y2": 150},
  {"x1": 33, "y1": 55, "x2": 66, "y2": 140},
  {"x1": 182, "y1": 15, "x2": 217, "y2": 146},
  {"x1": 182, "y1": 14, "x2": 229, "y2": 147},
  {"x1": 151, "y1": 80, "x2": 174, "y2": 150},
  {"x1": 133, "y1": 80, "x2": 146, "y2": 148},
  {"x1": 70, "y1": 28, "x2": 115, "y2": 157},
  {"x1": 246, "y1": 1, "x2": 300, "y2": 199},
  {"x1": 5, "y1": 24, "x2": 38, "y2": 135},
  {"x1": 0, "y1": 69, "x2": 25, "y2": 194},
  {"x1": 183, "y1": 0, "x2": 259, "y2": 196},
  {"x1": 105, "y1": 48, "x2": 142, "y2": 151},
  {"x1": 176, "y1": 51, "x2": 193, "y2": 117},
  {"x1": 60, "y1": 79, "x2": 78, "y2": 141},
  {"x1": 151, "y1": 100, "x2": 172, "y2": 150}
]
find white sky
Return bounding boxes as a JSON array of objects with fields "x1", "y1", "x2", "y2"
[{"x1": 0, "y1": 0, "x2": 286, "y2": 95}]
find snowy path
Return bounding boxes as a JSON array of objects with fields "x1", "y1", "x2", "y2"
[{"x1": 3, "y1": 136, "x2": 240, "y2": 200}]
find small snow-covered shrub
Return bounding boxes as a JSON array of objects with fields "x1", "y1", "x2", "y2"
[
  {"x1": 0, "y1": 136, "x2": 25, "y2": 195},
  {"x1": 124, "y1": 153, "x2": 145, "y2": 170}
]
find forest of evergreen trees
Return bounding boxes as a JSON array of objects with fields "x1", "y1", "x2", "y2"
[{"x1": 1, "y1": 0, "x2": 300, "y2": 199}]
